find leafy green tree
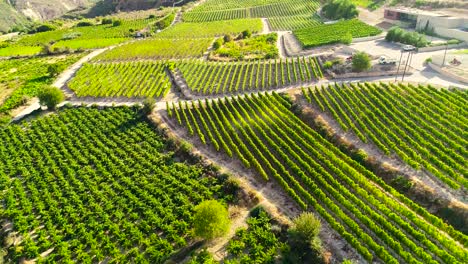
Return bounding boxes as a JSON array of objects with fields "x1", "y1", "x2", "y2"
[
  {"x1": 242, "y1": 30, "x2": 252, "y2": 39},
  {"x1": 47, "y1": 64, "x2": 62, "y2": 77},
  {"x1": 193, "y1": 200, "x2": 230, "y2": 240},
  {"x1": 38, "y1": 85, "x2": 64, "y2": 110},
  {"x1": 352, "y1": 51, "x2": 371, "y2": 72},
  {"x1": 112, "y1": 20, "x2": 123, "y2": 27},
  {"x1": 286, "y1": 212, "x2": 323, "y2": 262},
  {"x1": 142, "y1": 97, "x2": 156, "y2": 115},
  {"x1": 322, "y1": 0, "x2": 358, "y2": 20}
]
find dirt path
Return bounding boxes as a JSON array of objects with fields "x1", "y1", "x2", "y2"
[
  {"x1": 153, "y1": 110, "x2": 363, "y2": 263},
  {"x1": 261, "y1": 18, "x2": 271, "y2": 34},
  {"x1": 12, "y1": 47, "x2": 115, "y2": 121}
]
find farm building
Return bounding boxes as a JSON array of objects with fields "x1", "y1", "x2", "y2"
[{"x1": 384, "y1": 7, "x2": 468, "y2": 42}]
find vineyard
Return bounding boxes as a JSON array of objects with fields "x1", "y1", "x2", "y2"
[
  {"x1": 0, "y1": 107, "x2": 231, "y2": 262},
  {"x1": 294, "y1": 19, "x2": 382, "y2": 48},
  {"x1": 156, "y1": 19, "x2": 263, "y2": 38},
  {"x1": 303, "y1": 82, "x2": 468, "y2": 190},
  {"x1": 51, "y1": 38, "x2": 127, "y2": 51},
  {"x1": 167, "y1": 93, "x2": 468, "y2": 263},
  {"x1": 0, "y1": 45, "x2": 42, "y2": 57},
  {"x1": 93, "y1": 38, "x2": 213, "y2": 61},
  {"x1": 68, "y1": 61, "x2": 171, "y2": 98},
  {"x1": 0, "y1": 53, "x2": 86, "y2": 114},
  {"x1": 183, "y1": 0, "x2": 321, "y2": 31},
  {"x1": 178, "y1": 57, "x2": 323, "y2": 95}
]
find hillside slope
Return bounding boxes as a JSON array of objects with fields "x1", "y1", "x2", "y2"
[{"x1": 0, "y1": 0, "x2": 30, "y2": 33}]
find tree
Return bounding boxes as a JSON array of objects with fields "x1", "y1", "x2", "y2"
[
  {"x1": 112, "y1": 20, "x2": 122, "y2": 27},
  {"x1": 193, "y1": 200, "x2": 230, "y2": 240},
  {"x1": 352, "y1": 51, "x2": 371, "y2": 72},
  {"x1": 242, "y1": 30, "x2": 252, "y2": 39},
  {"x1": 286, "y1": 212, "x2": 323, "y2": 262},
  {"x1": 141, "y1": 97, "x2": 156, "y2": 115},
  {"x1": 223, "y1": 34, "x2": 232, "y2": 43},
  {"x1": 47, "y1": 64, "x2": 62, "y2": 77},
  {"x1": 38, "y1": 86, "x2": 64, "y2": 110},
  {"x1": 322, "y1": 0, "x2": 358, "y2": 20},
  {"x1": 102, "y1": 18, "x2": 113, "y2": 25}
]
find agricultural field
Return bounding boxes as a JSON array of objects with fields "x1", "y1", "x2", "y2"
[
  {"x1": 268, "y1": 14, "x2": 322, "y2": 31},
  {"x1": 183, "y1": 0, "x2": 321, "y2": 31},
  {"x1": 0, "y1": 53, "x2": 87, "y2": 115},
  {"x1": 0, "y1": 106, "x2": 233, "y2": 262},
  {"x1": 303, "y1": 82, "x2": 468, "y2": 190},
  {"x1": 294, "y1": 19, "x2": 382, "y2": 48},
  {"x1": 68, "y1": 61, "x2": 172, "y2": 98},
  {"x1": 157, "y1": 19, "x2": 263, "y2": 39},
  {"x1": 0, "y1": 45, "x2": 42, "y2": 57},
  {"x1": 93, "y1": 38, "x2": 213, "y2": 61},
  {"x1": 167, "y1": 93, "x2": 468, "y2": 263},
  {"x1": 177, "y1": 57, "x2": 323, "y2": 95},
  {"x1": 210, "y1": 33, "x2": 279, "y2": 61},
  {"x1": 51, "y1": 38, "x2": 127, "y2": 50}
]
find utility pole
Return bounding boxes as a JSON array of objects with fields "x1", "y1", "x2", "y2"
[
  {"x1": 442, "y1": 43, "x2": 448, "y2": 67},
  {"x1": 395, "y1": 50, "x2": 404, "y2": 82},
  {"x1": 401, "y1": 51, "x2": 412, "y2": 82}
]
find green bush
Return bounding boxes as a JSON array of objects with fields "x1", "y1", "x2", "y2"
[
  {"x1": 112, "y1": 20, "x2": 123, "y2": 27},
  {"x1": 352, "y1": 51, "x2": 371, "y2": 72},
  {"x1": 32, "y1": 24, "x2": 56, "y2": 33},
  {"x1": 323, "y1": 61, "x2": 334, "y2": 69},
  {"x1": 212, "y1": 38, "x2": 223, "y2": 50},
  {"x1": 224, "y1": 34, "x2": 232, "y2": 43},
  {"x1": 193, "y1": 200, "x2": 230, "y2": 240},
  {"x1": 101, "y1": 18, "x2": 113, "y2": 25},
  {"x1": 76, "y1": 21, "x2": 94, "y2": 27},
  {"x1": 38, "y1": 86, "x2": 65, "y2": 110},
  {"x1": 142, "y1": 97, "x2": 156, "y2": 115},
  {"x1": 386, "y1": 26, "x2": 428, "y2": 47},
  {"x1": 242, "y1": 29, "x2": 252, "y2": 39}
]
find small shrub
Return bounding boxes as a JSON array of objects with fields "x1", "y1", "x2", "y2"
[
  {"x1": 141, "y1": 97, "x2": 156, "y2": 115},
  {"x1": 212, "y1": 38, "x2": 223, "y2": 50},
  {"x1": 425, "y1": 57, "x2": 432, "y2": 64},
  {"x1": 101, "y1": 18, "x2": 113, "y2": 25},
  {"x1": 38, "y1": 86, "x2": 65, "y2": 110},
  {"x1": 61, "y1": 32, "x2": 82, "y2": 40},
  {"x1": 148, "y1": 14, "x2": 156, "y2": 19},
  {"x1": 223, "y1": 34, "x2": 232, "y2": 43},
  {"x1": 47, "y1": 64, "x2": 63, "y2": 77},
  {"x1": 242, "y1": 29, "x2": 252, "y2": 39},
  {"x1": 33, "y1": 24, "x2": 56, "y2": 33},
  {"x1": 76, "y1": 21, "x2": 93, "y2": 27},
  {"x1": 112, "y1": 20, "x2": 123, "y2": 27},
  {"x1": 323, "y1": 61, "x2": 334, "y2": 69}
]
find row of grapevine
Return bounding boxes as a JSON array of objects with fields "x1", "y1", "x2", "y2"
[
  {"x1": 156, "y1": 19, "x2": 263, "y2": 39},
  {"x1": 0, "y1": 107, "x2": 230, "y2": 262},
  {"x1": 304, "y1": 83, "x2": 467, "y2": 190},
  {"x1": 167, "y1": 93, "x2": 468, "y2": 263},
  {"x1": 93, "y1": 38, "x2": 213, "y2": 61},
  {"x1": 15, "y1": 16, "x2": 161, "y2": 46},
  {"x1": 268, "y1": 14, "x2": 322, "y2": 31},
  {"x1": 182, "y1": 0, "x2": 320, "y2": 31},
  {"x1": 68, "y1": 61, "x2": 171, "y2": 98},
  {"x1": 293, "y1": 19, "x2": 382, "y2": 48},
  {"x1": 178, "y1": 57, "x2": 323, "y2": 95}
]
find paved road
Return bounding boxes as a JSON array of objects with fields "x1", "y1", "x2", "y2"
[{"x1": 350, "y1": 39, "x2": 468, "y2": 88}]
